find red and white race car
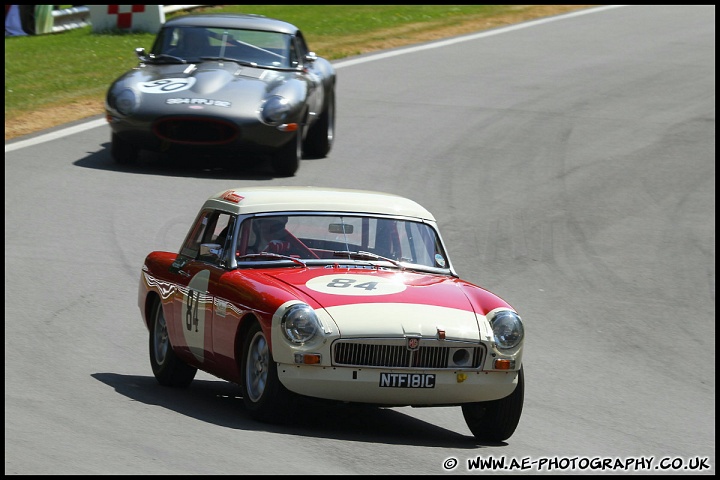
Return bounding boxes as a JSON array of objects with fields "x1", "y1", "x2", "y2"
[{"x1": 138, "y1": 186, "x2": 525, "y2": 441}]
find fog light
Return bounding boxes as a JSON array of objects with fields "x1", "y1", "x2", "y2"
[
  {"x1": 494, "y1": 359, "x2": 515, "y2": 370},
  {"x1": 451, "y1": 348, "x2": 471, "y2": 366}
]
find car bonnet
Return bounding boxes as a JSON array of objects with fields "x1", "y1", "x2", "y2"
[
  {"x1": 141, "y1": 63, "x2": 286, "y2": 91},
  {"x1": 263, "y1": 267, "x2": 495, "y2": 341}
]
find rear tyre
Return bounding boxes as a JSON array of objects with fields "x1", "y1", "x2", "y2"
[
  {"x1": 303, "y1": 89, "x2": 335, "y2": 158},
  {"x1": 111, "y1": 132, "x2": 139, "y2": 164},
  {"x1": 271, "y1": 130, "x2": 301, "y2": 177},
  {"x1": 241, "y1": 322, "x2": 295, "y2": 422},
  {"x1": 149, "y1": 297, "x2": 197, "y2": 387},
  {"x1": 462, "y1": 367, "x2": 524, "y2": 442}
]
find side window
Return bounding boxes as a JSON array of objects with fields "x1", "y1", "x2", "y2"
[
  {"x1": 179, "y1": 210, "x2": 234, "y2": 263},
  {"x1": 209, "y1": 214, "x2": 232, "y2": 246},
  {"x1": 179, "y1": 210, "x2": 211, "y2": 259},
  {"x1": 289, "y1": 41, "x2": 298, "y2": 67},
  {"x1": 294, "y1": 32, "x2": 310, "y2": 65}
]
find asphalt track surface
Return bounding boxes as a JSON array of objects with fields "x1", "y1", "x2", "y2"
[{"x1": 5, "y1": 5, "x2": 715, "y2": 475}]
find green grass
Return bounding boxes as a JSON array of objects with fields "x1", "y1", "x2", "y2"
[{"x1": 4, "y1": 5, "x2": 581, "y2": 123}]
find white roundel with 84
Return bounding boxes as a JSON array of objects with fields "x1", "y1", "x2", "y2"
[{"x1": 305, "y1": 274, "x2": 406, "y2": 296}]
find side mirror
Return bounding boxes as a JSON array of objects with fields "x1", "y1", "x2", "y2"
[
  {"x1": 135, "y1": 47, "x2": 147, "y2": 61},
  {"x1": 199, "y1": 243, "x2": 223, "y2": 261},
  {"x1": 304, "y1": 52, "x2": 317, "y2": 64}
]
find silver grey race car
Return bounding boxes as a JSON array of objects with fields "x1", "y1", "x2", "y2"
[{"x1": 104, "y1": 13, "x2": 336, "y2": 176}]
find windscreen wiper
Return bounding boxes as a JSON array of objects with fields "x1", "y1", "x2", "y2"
[
  {"x1": 332, "y1": 250, "x2": 403, "y2": 268},
  {"x1": 237, "y1": 253, "x2": 306, "y2": 267},
  {"x1": 200, "y1": 56, "x2": 257, "y2": 67},
  {"x1": 148, "y1": 53, "x2": 187, "y2": 64}
]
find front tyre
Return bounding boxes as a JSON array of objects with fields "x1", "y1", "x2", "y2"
[
  {"x1": 271, "y1": 129, "x2": 301, "y2": 177},
  {"x1": 462, "y1": 367, "x2": 524, "y2": 442},
  {"x1": 241, "y1": 322, "x2": 295, "y2": 422},
  {"x1": 303, "y1": 88, "x2": 335, "y2": 158},
  {"x1": 111, "y1": 132, "x2": 139, "y2": 164},
  {"x1": 149, "y1": 297, "x2": 197, "y2": 387}
]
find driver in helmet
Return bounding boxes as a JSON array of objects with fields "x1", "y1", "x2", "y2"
[{"x1": 254, "y1": 217, "x2": 291, "y2": 254}]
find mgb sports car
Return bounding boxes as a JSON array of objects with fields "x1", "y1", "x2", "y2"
[
  {"x1": 105, "y1": 14, "x2": 336, "y2": 176},
  {"x1": 138, "y1": 186, "x2": 525, "y2": 441}
]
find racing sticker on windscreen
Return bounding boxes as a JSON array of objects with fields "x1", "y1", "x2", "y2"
[
  {"x1": 305, "y1": 274, "x2": 406, "y2": 296},
  {"x1": 380, "y1": 373, "x2": 436, "y2": 388},
  {"x1": 137, "y1": 78, "x2": 197, "y2": 93}
]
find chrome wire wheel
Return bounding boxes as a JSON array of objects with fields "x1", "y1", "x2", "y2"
[{"x1": 245, "y1": 330, "x2": 269, "y2": 402}]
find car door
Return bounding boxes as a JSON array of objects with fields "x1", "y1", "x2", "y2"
[{"x1": 169, "y1": 209, "x2": 234, "y2": 368}]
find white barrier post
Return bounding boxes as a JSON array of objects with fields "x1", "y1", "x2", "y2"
[{"x1": 88, "y1": 5, "x2": 165, "y2": 34}]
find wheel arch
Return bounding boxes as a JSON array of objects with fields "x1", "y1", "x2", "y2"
[
  {"x1": 235, "y1": 312, "x2": 262, "y2": 384},
  {"x1": 143, "y1": 291, "x2": 161, "y2": 331}
]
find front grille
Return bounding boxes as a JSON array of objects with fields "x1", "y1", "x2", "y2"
[
  {"x1": 153, "y1": 117, "x2": 239, "y2": 144},
  {"x1": 332, "y1": 339, "x2": 485, "y2": 369}
]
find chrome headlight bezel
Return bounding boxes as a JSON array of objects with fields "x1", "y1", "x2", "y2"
[
  {"x1": 280, "y1": 303, "x2": 322, "y2": 345},
  {"x1": 114, "y1": 88, "x2": 139, "y2": 116},
  {"x1": 490, "y1": 309, "x2": 524, "y2": 350},
  {"x1": 260, "y1": 95, "x2": 291, "y2": 125}
]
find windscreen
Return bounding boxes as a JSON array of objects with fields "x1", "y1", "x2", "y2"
[{"x1": 235, "y1": 214, "x2": 449, "y2": 269}]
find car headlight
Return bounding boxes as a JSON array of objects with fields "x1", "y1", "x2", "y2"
[
  {"x1": 281, "y1": 304, "x2": 321, "y2": 345},
  {"x1": 490, "y1": 310, "x2": 524, "y2": 350},
  {"x1": 260, "y1": 95, "x2": 291, "y2": 125},
  {"x1": 114, "y1": 88, "x2": 139, "y2": 116}
]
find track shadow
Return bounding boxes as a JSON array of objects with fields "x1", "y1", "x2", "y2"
[
  {"x1": 73, "y1": 141, "x2": 324, "y2": 179},
  {"x1": 92, "y1": 372, "x2": 501, "y2": 449}
]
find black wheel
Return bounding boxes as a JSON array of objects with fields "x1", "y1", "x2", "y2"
[
  {"x1": 271, "y1": 129, "x2": 301, "y2": 177},
  {"x1": 149, "y1": 297, "x2": 197, "y2": 387},
  {"x1": 241, "y1": 322, "x2": 295, "y2": 422},
  {"x1": 462, "y1": 367, "x2": 524, "y2": 442},
  {"x1": 111, "y1": 132, "x2": 139, "y2": 164},
  {"x1": 303, "y1": 88, "x2": 335, "y2": 158}
]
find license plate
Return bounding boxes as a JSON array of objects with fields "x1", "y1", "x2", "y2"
[{"x1": 379, "y1": 373, "x2": 436, "y2": 388}]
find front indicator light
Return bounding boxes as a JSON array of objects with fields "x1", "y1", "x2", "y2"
[
  {"x1": 277, "y1": 123, "x2": 298, "y2": 132},
  {"x1": 457, "y1": 373, "x2": 468, "y2": 383},
  {"x1": 494, "y1": 359, "x2": 515, "y2": 370},
  {"x1": 294, "y1": 353, "x2": 321, "y2": 364}
]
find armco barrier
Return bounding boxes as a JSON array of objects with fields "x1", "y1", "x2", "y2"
[
  {"x1": 52, "y1": 5, "x2": 206, "y2": 33},
  {"x1": 52, "y1": 6, "x2": 91, "y2": 32}
]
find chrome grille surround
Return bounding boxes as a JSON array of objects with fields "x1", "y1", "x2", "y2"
[{"x1": 332, "y1": 338, "x2": 486, "y2": 369}]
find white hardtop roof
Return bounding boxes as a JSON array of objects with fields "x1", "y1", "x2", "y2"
[{"x1": 204, "y1": 186, "x2": 436, "y2": 220}]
